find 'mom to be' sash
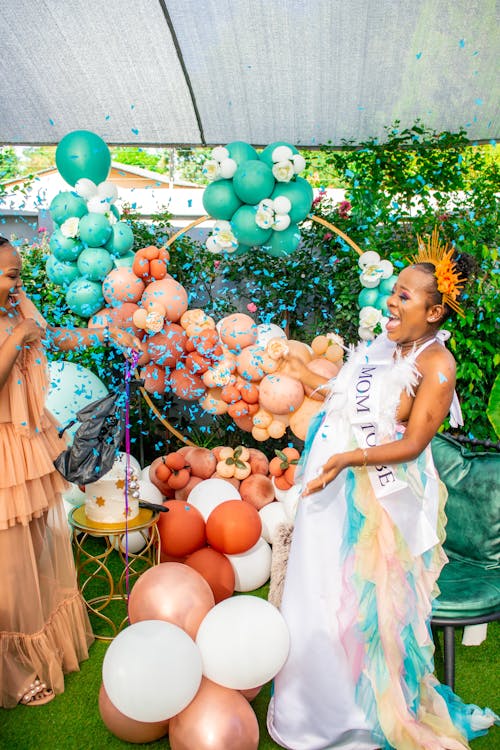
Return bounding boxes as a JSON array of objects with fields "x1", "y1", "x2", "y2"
[{"x1": 348, "y1": 363, "x2": 438, "y2": 556}]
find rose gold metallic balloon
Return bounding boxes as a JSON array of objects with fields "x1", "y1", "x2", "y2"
[
  {"x1": 99, "y1": 684, "x2": 169, "y2": 744},
  {"x1": 169, "y1": 678, "x2": 259, "y2": 750},
  {"x1": 128, "y1": 562, "x2": 215, "y2": 640}
]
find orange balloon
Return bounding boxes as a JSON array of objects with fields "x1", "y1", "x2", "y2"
[
  {"x1": 185, "y1": 547, "x2": 235, "y2": 603},
  {"x1": 289, "y1": 396, "x2": 323, "y2": 440},
  {"x1": 168, "y1": 678, "x2": 259, "y2": 750},
  {"x1": 206, "y1": 500, "x2": 262, "y2": 555},
  {"x1": 103, "y1": 267, "x2": 145, "y2": 306},
  {"x1": 141, "y1": 278, "x2": 188, "y2": 322},
  {"x1": 141, "y1": 363, "x2": 168, "y2": 395},
  {"x1": 142, "y1": 324, "x2": 186, "y2": 368},
  {"x1": 236, "y1": 345, "x2": 269, "y2": 381},
  {"x1": 99, "y1": 684, "x2": 169, "y2": 743},
  {"x1": 157, "y1": 500, "x2": 207, "y2": 557},
  {"x1": 219, "y1": 313, "x2": 258, "y2": 352},
  {"x1": 128, "y1": 562, "x2": 214, "y2": 640},
  {"x1": 259, "y1": 373, "x2": 305, "y2": 415},
  {"x1": 170, "y1": 368, "x2": 206, "y2": 401}
]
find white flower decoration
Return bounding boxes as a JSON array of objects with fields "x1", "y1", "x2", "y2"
[
  {"x1": 326, "y1": 332, "x2": 344, "y2": 347},
  {"x1": 206, "y1": 220, "x2": 238, "y2": 254},
  {"x1": 219, "y1": 158, "x2": 237, "y2": 179},
  {"x1": 272, "y1": 160, "x2": 295, "y2": 183},
  {"x1": 273, "y1": 214, "x2": 291, "y2": 231},
  {"x1": 255, "y1": 198, "x2": 292, "y2": 232},
  {"x1": 273, "y1": 196, "x2": 292, "y2": 214},
  {"x1": 60, "y1": 216, "x2": 80, "y2": 238},
  {"x1": 256, "y1": 201, "x2": 275, "y2": 229},
  {"x1": 358, "y1": 250, "x2": 393, "y2": 288},
  {"x1": 145, "y1": 310, "x2": 165, "y2": 334},
  {"x1": 202, "y1": 159, "x2": 222, "y2": 182},
  {"x1": 359, "y1": 305, "x2": 383, "y2": 331}
]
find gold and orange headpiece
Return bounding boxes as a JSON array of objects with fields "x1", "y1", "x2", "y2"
[{"x1": 411, "y1": 228, "x2": 466, "y2": 317}]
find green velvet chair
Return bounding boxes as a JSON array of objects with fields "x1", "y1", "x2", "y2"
[{"x1": 430, "y1": 434, "x2": 500, "y2": 690}]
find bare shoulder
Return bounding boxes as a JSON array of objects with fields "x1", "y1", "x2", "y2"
[{"x1": 417, "y1": 341, "x2": 456, "y2": 384}]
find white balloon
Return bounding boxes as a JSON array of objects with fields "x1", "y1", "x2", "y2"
[
  {"x1": 103, "y1": 620, "x2": 202, "y2": 722},
  {"x1": 358, "y1": 250, "x2": 380, "y2": 269},
  {"x1": 97, "y1": 180, "x2": 119, "y2": 203},
  {"x1": 47, "y1": 361, "x2": 108, "y2": 443},
  {"x1": 219, "y1": 157, "x2": 237, "y2": 179},
  {"x1": 292, "y1": 153, "x2": 306, "y2": 174},
  {"x1": 273, "y1": 214, "x2": 291, "y2": 232},
  {"x1": 140, "y1": 464, "x2": 152, "y2": 480},
  {"x1": 379, "y1": 259, "x2": 394, "y2": 279},
  {"x1": 74, "y1": 178, "x2": 97, "y2": 200},
  {"x1": 138, "y1": 478, "x2": 163, "y2": 505},
  {"x1": 226, "y1": 537, "x2": 272, "y2": 592},
  {"x1": 211, "y1": 146, "x2": 229, "y2": 162},
  {"x1": 63, "y1": 482, "x2": 86, "y2": 507},
  {"x1": 255, "y1": 323, "x2": 287, "y2": 348},
  {"x1": 86, "y1": 196, "x2": 109, "y2": 214},
  {"x1": 196, "y1": 595, "x2": 290, "y2": 690},
  {"x1": 187, "y1": 478, "x2": 241, "y2": 521},
  {"x1": 272, "y1": 196, "x2": 292, "y2": 215},
  {"x1": 359, "y1": 274, "x2": 381, "y2": 288},
  {"x1": 259, "y1": 502, "x2": 288, "y2": 543},
  {"x1": 279, "y1": 483, "x2": 301, "y2": 522},
  {"x1": 272, "y1": 145, "x2": 294, "y2": 163},
  {"x1": 111, "y1": 530, "x2": 147, "y2": 554}
]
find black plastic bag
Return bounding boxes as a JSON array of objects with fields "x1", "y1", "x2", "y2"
[{"x1": 54, "y1": 391, "x2": 125, "y2": 485}]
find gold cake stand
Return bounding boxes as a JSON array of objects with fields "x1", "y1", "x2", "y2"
[{"x1": 69, "y1": 506, "x2": 161, "y2": 640}]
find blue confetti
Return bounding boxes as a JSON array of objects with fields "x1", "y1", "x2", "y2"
[{"x1": 416, "y1": 52, "x2": 422, "y2": 60}]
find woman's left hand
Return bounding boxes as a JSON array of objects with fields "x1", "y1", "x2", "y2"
[
  {"x1": 303, "y1": 453, "x2": 349, "y2": 496},
  {"x1": 108, "y1": 327, "x2": 144, "y2": 360}
]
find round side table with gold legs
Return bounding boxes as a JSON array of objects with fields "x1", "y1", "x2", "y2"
[{"x1": 69, "y1": 506, "x2": 161, "y2": 640}]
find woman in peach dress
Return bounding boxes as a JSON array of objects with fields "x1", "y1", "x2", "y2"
[{"x1": 0, "y1": 237, "x2": 142, "y2": 707}]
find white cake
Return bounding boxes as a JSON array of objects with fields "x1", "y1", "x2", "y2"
[{"x1": 85, "y1": 454, "x2": 141, "y2": 525}]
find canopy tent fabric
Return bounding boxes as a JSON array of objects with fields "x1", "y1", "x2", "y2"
[{"x1": 1, "y1": 0, "x2": 498, "y2": 147}]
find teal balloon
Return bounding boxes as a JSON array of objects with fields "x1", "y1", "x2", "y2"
[
  {"x1": 46, "y1": 255, "x2": 80, "y2": 287},
  {"x1": 225, "y1": 141, "x2": 259, "y2": 166},
  {"x1": 232, "y1": 160, "x2": 275, "y2": 204},
  {"x1": 202, "y1": 179, "x2": 242, "y2": 220},
  {"x1": 261, "y1": 224, "x2": 301, "y2": 257},
  {"x1": 271, "y1": 177, "x2": 313, "y2": 223},
  {"x1": 378, "y1": 274, "x2": 398, "y2": 295},
  {"x1": 49, "y1": 228, "x2": 83, "y2": 262},
  {"x1": 77, "y1": 247, "x2": 114, "y2": 281},
  {"x1": 231, "y1": 205, "x2": 272, "y2": 247},
  {"x1": 79, "y1": 212, "x2": 112, "y2": 247},
  {"x1": 259, "y1": 141, "x2": 298, "y2": 168},
  {"x1": 106, "y1": 222, "x2": 134, "y2": 256},
  {"x1": 113, "y1": 251, "x2": 136, "y2": 268},
  {"x1": 374, "y1": 294, "x2": 391, "y2": 315},
  {"x1": 49, "y1": 191, "x2": 88, "y2": 225},
  {"x1": 357, "y1": 287, "x2": 380, "y2": 308},
  {"x1": 65, "y1": 277, "x2": 104, "y2": 317},
  {"x1": 110, "y1": 204, "x2": 120, "y2": 221},
  {"x1": 55, "y1": 130, "x2": 111, "y2": 187}
]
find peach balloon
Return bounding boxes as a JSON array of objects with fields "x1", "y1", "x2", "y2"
[
  {"x1": 287, "y1": 339, "x2": 314, "y2": 363},
  {"x1": 200, "y1": 388, "x2": 229, "y2": 415},
  {"x1": 168, "y1": 678, "x2": 259, "y2": 750},
  {"x1": 289, "y1": 396, "x2": 323, "y2": 440},
  {"x1": 103, "y1": 267, "x2": 145, "y2": 307},
  {"x1": 140, "y1": 364, "x2": 168, "y2": 395},
  {"x1": 259, "y1": 373, "x2": 305, "y2": 415},
  {"x1": 206, "y1": 500, "x2": 262, "y2": 555},
  {"x1": 128, "y1": 562, "x2": 215, "y2": 640},
  {"x1": 185, "y1": 547, "x2": 235, "y2": 603},
  {"x1": 304, "y1": 357, "x2": 340, "y2": 400},
  {"x1": 132, "y1": 307, "x2": 148, "y2": 329},
  {"x1": 140, "y1": 324, "x2": 186, "y2": 368},
  {"x1": 247, "y1": 447, "x2": 269, "y2": 475},
  {"x1": 174, "y1": 475, "x2": 203, "y2": 502},
  {"x1": 232, "y1": 412, "x2": 254, "y2": 433},
  {"x1": 170, "y1": 368, "x2": 206, "y2": 401},
  {"x1": 182, "y1": 447, "x2": 217, "y2": 479},
  {"x1": 141, "y1": 278, "x2": 188, "y2": 322},
  {"x1": 239, "y1": 474, "x2": 275, "y2": 510},
  {"x1": 99, "y1": 684, "x2": 169, "y2": 744},
  {"x1": 236, "y1": 345, "x2": 273, "y2": 381},
  {"x1": 267, "y1": 420, "x2": 287, "y2": 439},
  {"x1": 157, "y1": 500, "x2": 207, "y2": 557},
  {"x1": 219, "y1": 313, "x2": 258, "y2": 352}
]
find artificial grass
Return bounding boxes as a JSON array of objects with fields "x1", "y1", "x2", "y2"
[{"x1": 1, "y1": 539, "x2": 498, "y2": 750}]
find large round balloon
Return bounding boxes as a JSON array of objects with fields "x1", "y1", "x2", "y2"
[
  {"x1": 226, "y1": 537, "x2": 272, "y2": 591},
  {"x1": 56, "y1": 130, "x2": 111, "y2": 186},
  {"x1": 65, "y1": 277, "x2": 104, "y2": 317},
  {"x1": 231, "y1": 205, "x2": 272, "y2": 247},
  {"x1": 49, "y1": 191, "x2": 88, "y2": 226},
  {"x1": 46, "y1": 360, "x2": 108, "y2": 441},
  {"x1": 202, "y1": 180, "x2": 242, "y2": 220},
  {"x1": 195, "y1": 596, "x2": 290, "y2": 690},
  {"x1": 102, "y1": 619, "x2": 202, "y2": 722},
  {"x1": 184, "y1": 547, "x2": 235, "y2": 603},
  {"x1": 141, "y1": 278, "x2": 188, "y2": 322},
  {"x1": 262, "y1": 224, "x2": 301, "y2": 257},
  {"x1": 226, "y1": 141, "x2": 259, "y2": 166},
  {"x1": 271, "y1": 177, "x2": 313, "y2": 223},
  {"x1": 206, "y1": 500, "x2": 262, "y2": 555},
  {"x1": 259, "y1": 141, "x2": 298, "y2": 168},
  {"x1": 219, "y1": 313, "x2": 258, "y2": 352},
  {"x1": 128, "y1": 562, "x2": 214, "y2": 640},
  {"x1": 168, "y1": 678, "x2": 259, "y2": 750},
  {"x1": 358, "y1": 287, "x2": 380, "y2": 308},
  {"x1": 232, "y1": 160, "x2": 274, "y2": 204},
  {"x1": 98, "y1": 684, "x2": 169, "y2": 744},
  {"x1": 259, "y1": 373, "x2": 305, "y2": 415},
  {"x1": 103, "y1": 267, "x2": 145, "y2": 307},
  {"x1": 106, "y1": 222, "x2": 135, "y2": 256},
  {"x1": 49, "y1": 228, "x2": 83, "y2": 262},
  {"x1": 45, "y1": 255, "x2": 81, "y2": 287},
  {"x1": 78, "y1": 212, "x2": 112, "y2": 247},
  {"x1": 157, "y1": 501, "x2": 207, "y2": 557},
  {"x1": 187, "y1": 478, "x2": 241, "y2": 521},
  {"x1": 77, "y1": 246, "x2": 114, "y2": 282}
]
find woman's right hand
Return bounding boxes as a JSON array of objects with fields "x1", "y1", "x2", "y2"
[{"x1": 15, "y1": 318, "x2": 43, "y2": 345}]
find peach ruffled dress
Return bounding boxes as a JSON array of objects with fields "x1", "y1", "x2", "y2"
[{"x1": 0, "y1": 294, "x2": 93, "y2": 708}]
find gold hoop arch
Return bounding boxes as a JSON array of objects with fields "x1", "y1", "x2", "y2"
[{"x1": 138, "y1": 213, "x2": 363, "y2": 445}]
